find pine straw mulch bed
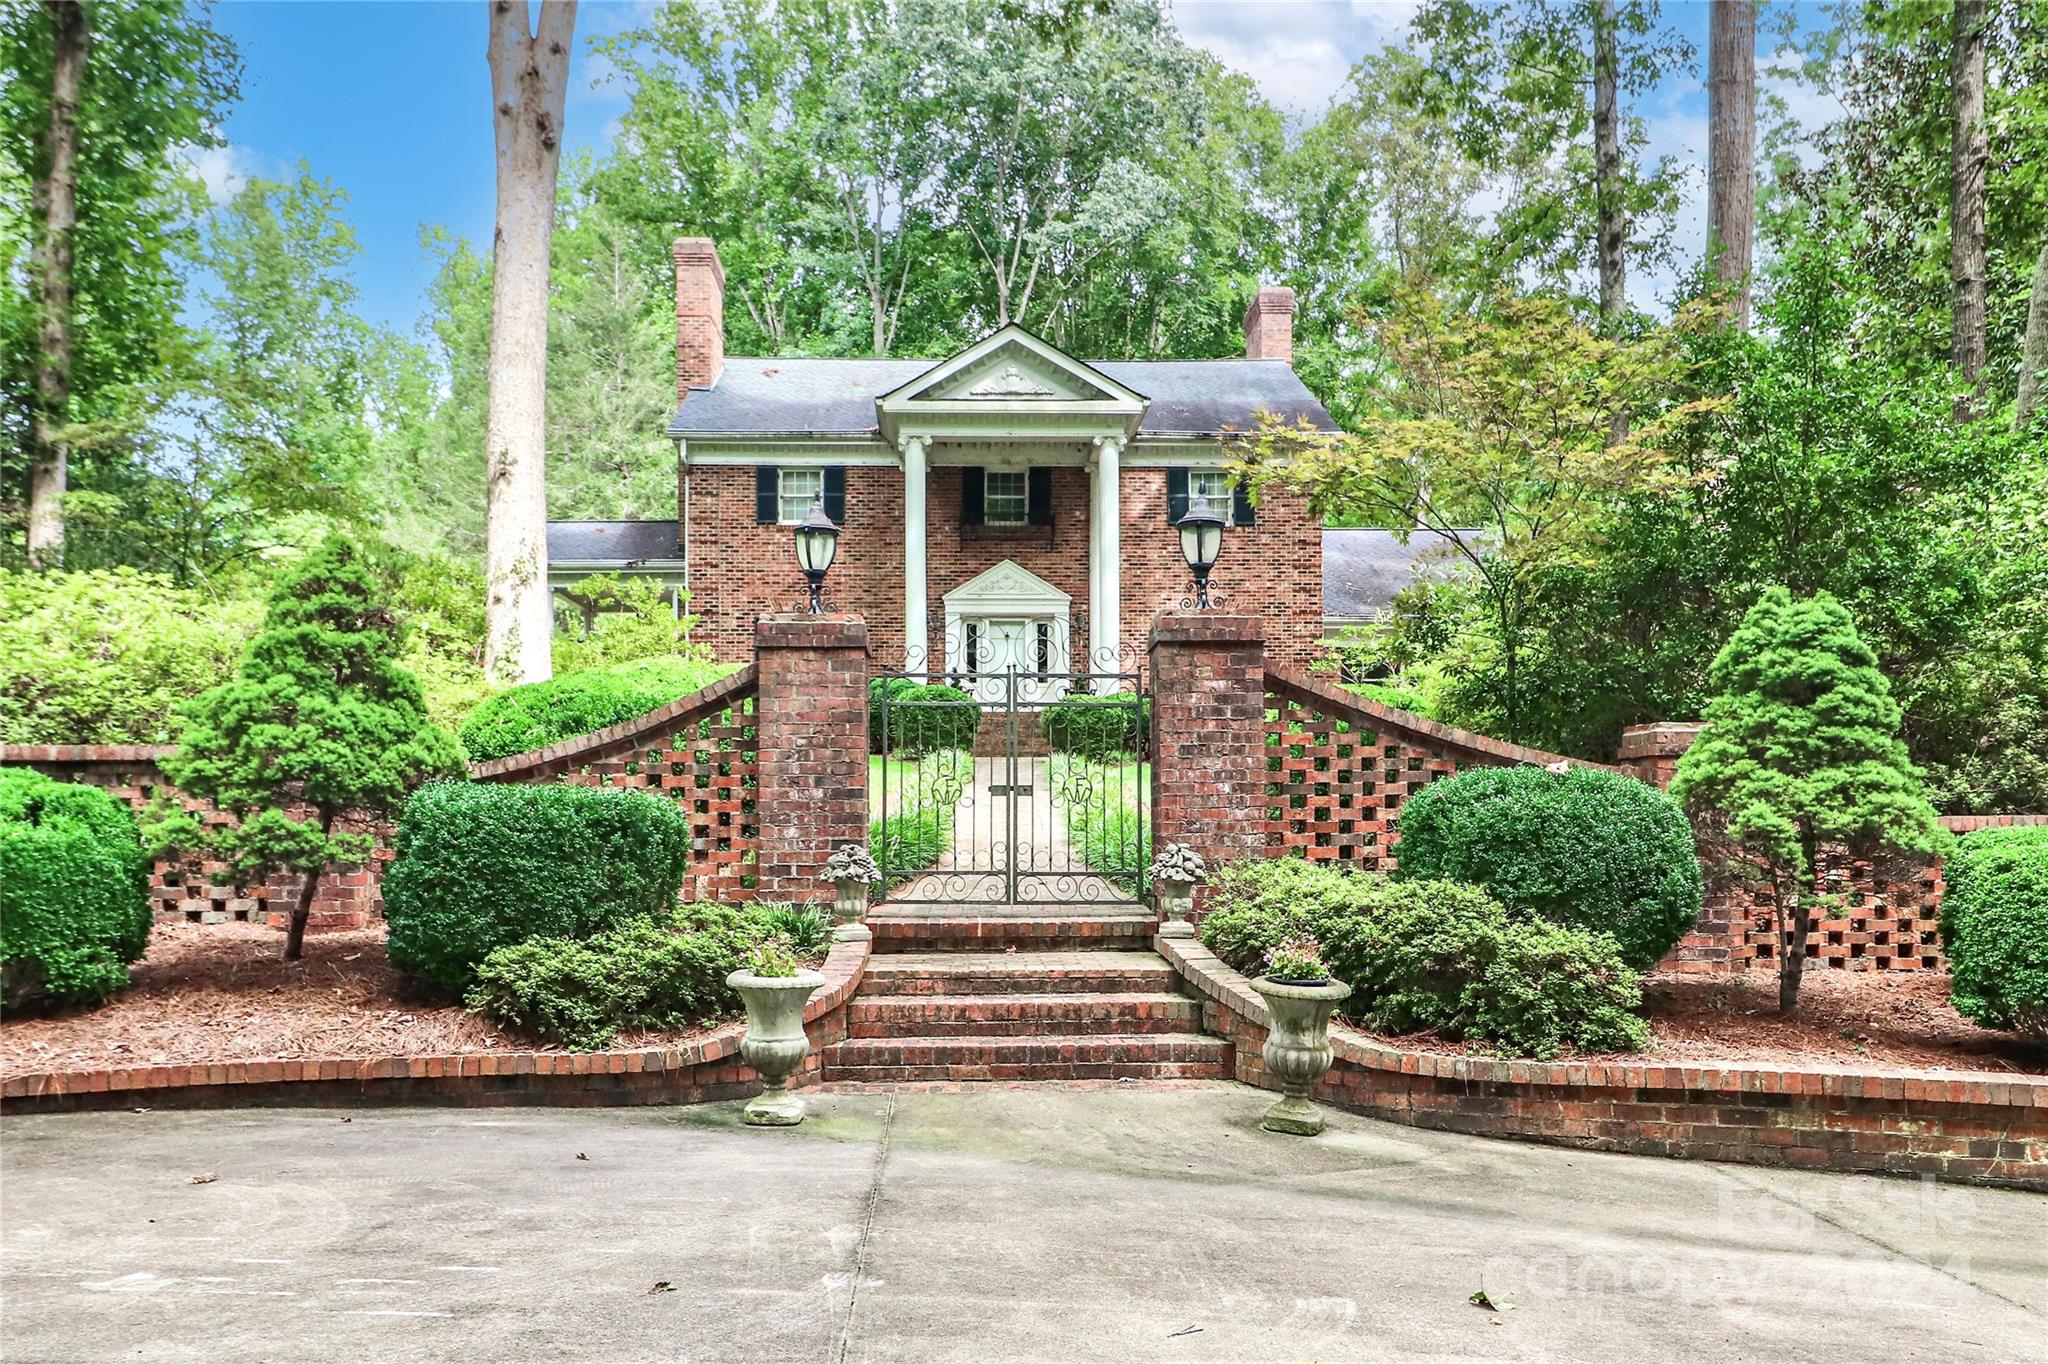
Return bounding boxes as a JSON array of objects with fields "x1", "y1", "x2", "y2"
[
  {"x1": 0, "y1": 922, "x2": 723, "y2": 1076},
  {"x1": 1342, "y1": 969, "x2": 2046, "y2": 1076}
]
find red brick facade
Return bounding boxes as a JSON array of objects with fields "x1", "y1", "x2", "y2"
[{"x1": 683, "y1": 461, "x2": 1323, "y2": 673}]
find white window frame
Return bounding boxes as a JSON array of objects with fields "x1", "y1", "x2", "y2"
[
  {"x1": 984, "y1": 468, "x2": 1029, "y2": 525},
  {"x1": 1188, "y1": 467, "x2": 1231, "y2": 509},
  {"x1": 777, "y1": 466, "x2": 824, "y2": 523}
]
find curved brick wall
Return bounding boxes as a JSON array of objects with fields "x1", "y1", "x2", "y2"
[{"x1": 1161, "y1": 935, "x2": 2048, "y2": 1190}]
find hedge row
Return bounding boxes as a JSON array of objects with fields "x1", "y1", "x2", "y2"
[{"x1": 459, "y1": 656, "x2": 731, "y2": 762}]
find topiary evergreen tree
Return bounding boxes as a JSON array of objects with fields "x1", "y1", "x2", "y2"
[
  {"x1": 1671, "y1": 587, "x2": 1947, "y2": 1013},
  {"x1": 158, "y1": 537, "x2": 463, "y2": 960}
]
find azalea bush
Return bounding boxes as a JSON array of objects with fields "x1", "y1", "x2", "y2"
[{"x1": 1200, "y1": 857, "x2": 1648, "y2": 1058}]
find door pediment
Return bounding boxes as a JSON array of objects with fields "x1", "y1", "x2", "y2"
[{"x1": 942, "y1": 558, "x2": 1072, "y2": 614}]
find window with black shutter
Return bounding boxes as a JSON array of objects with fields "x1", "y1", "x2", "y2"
[
  {"x1": 1027, "y1": 467, "x2": 1053, "y2": 525},
  {"x1": 960, "y1": 467, "x2": 986, "y2": 525},
  {"x1": 1171, "y1": 467, "x2": 1255, "y2": 526}
]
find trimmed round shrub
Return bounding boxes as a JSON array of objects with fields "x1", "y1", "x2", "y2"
[
  {"x1": 0, "y1": 769, "x2": 152, "y2": 1009},
  {"x1": 384, "y1": 782, "x2": 693, "y2": 993},
  {"x1": 868, "y1": 677, "x2": 979, "y2": 754},
  {"x1": 1043, "y1": 693, "x2": 1149, "y2": 759},
  {"x1": 1200, "y1": 856, "x2": 1648, "y2": 1058},
  {"x1": 1393, "y1": 764, "x2": 1702, "y2": 969},
  {"x1": 458, "y1": 656, "x2": 730, "y2": 762},
  {"x1": 1941, "y1": 826, "x2": 2048, "y2": 1042}
]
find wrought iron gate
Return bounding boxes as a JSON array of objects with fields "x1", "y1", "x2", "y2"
[{"x1": 870, "y1": 667, "x2": 1150, "y2": 905}]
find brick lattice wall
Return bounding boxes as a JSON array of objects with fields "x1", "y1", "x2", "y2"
[{"x1": 0, "y1": 746, "x2": 387, "y2": 932}]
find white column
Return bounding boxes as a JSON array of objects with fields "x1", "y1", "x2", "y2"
[
  {"x1": 1090, "y1": 434, "x2": 1123, "y2": 674},
  {"x1": 899, "y1": 434, "x2": 929, "y2": 675}
]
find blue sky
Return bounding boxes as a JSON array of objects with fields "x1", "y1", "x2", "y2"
[{"x1": 199, "y1": 0, "x2": 1836, "y2": 333}]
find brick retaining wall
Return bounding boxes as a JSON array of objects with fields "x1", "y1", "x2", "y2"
[
  {"x1": 1160, "y1": 936, "x2": 2048, "y2": 1190},
  {"x1": 0, "y1": 939, "x2": 866, "y2": 1113}
]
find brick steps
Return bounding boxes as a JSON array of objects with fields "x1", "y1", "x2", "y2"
[
  {"x1": 848, "y1": 992, "x2": 1199, "y2": 1038},
  {"x1": 867, "y1": 911, "x2": 1158, "y2": 953},
  {"x1": 822, "y1": 1033, "x2": 1231, "y2": 1083},
  {"x1": 860, "y1": 950, "x2": 1178, "y2": 996}
]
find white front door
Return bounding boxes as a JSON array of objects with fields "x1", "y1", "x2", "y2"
[{"x1": 963, "y1": 616, "x2": 1067, "y2": 704}]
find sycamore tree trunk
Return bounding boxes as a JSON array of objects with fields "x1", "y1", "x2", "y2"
[
  {"x1": 1591, "y1": 0, "x2": 1625, "y2": 323},
  {"x1": 25, "y1": 0, "x2": 88, "y2": 571},
  {"x1": 1707, "y1": 0, "x2": 1757, "y2": 328},
  {"x1": 483, "y1": 0, "x2": 577, "y2": 685},
  {"x1": 1950, "y1": 0, "x2": 1988, "y2": 395},
  {"x1": 2017, "y1": 242, "x2": 2048, "y2": 431}
]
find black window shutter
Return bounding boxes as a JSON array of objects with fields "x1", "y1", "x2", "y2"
[
  {"x1": 961, "y1": 467, "x2": 985, "y2": 526},
  {"x1": 1027, "y1": 466, "x2": 1053, "y2": 525},
  {"x1": 823, "y1": 465, "x2": 846, "y2": 524},
  {"x1": 1166, "y1": 467, "x2": 1190, "y2": 524},
  {"x1": 1232, "y1": 482, "x2": 1256, "y2": 527},
  {"x1": 755, "y1": 466, "x2": 778, "y2": 523}
]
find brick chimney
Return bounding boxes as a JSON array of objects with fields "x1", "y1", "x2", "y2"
[
  {"x1": 1242, "y1": 284, "x2": 1296, "y2": 362},
  {"x1": 673, "y1": 236, "x2": 725, "y2": 397}
]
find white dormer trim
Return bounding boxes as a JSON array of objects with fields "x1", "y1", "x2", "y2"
[{"x1": 877, "y1": 325, "x2": 1147, "y2": 446}]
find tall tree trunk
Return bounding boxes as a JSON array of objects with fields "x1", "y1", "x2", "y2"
[
  {"x1": 1707, "y1": 0, "x2": 1757, "y2": 328},
  {"x1": 2017, "y1": 242, "x2": 2048, "y2": 431},
  {"x1": 25, "y1": 0, "x2": 88, "y2": 572},
  {"x1": 484, "y1": 0, "x2": 577, "y2": 685},
  {"x1": 1591, "y1": 0, "x2": 1625, "y2": 323},
  {"x1": 1950, "y1": 0, "x2": 1988, "y2": 395}
]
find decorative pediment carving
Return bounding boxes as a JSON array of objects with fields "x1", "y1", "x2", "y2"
[{"x1": 967, "y1": 363, "x2": 1058, "y2": 399}]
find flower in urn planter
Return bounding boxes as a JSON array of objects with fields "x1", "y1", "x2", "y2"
[
  {"x1": 822, "y1": 843, "x2": 883, "y2": 941},
  {"x1": 728, "y1": 933, "x2": 828, "y2": 1127},
  {"x1": 1252, "y1": 935, "x2": 1349, "y2": 1136},
  {"x1": 1147, "y1": 843, "x2": 1206, "y2": 938}
]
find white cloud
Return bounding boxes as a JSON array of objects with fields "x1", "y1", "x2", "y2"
[
  {"x1": 1172, "y1": 0, "x2": 1418, "y2": 118},
  {"x1": 178, "y1": 141, "x2": 262, "y2": 204}
]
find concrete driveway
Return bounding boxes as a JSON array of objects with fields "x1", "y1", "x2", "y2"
[{"x1": 2, "y1": 1082, "x2": 2042, "y2": 1363}]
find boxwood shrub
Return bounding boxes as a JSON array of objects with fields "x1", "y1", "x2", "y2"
[
  {"x1": 1392, "y1": 764, "x2": 1703, "y2": 969},
  {"x1": 1941, "y1": 825, "x2": 2048, "y2": 1042},
  {"x1": 0, "y1": 768, "x2": 152, "y2": 1009},
  {"x1": 459, "y1": 656, "x2": 731, "y2": 763},
  {"x1": 868, "y1": 677, "x2": 979, "y2": 754},
  {"x1": 1043, "y1": 693, "x2": 1149, "y2": 759},
  {"x1": 384, "y1": 782, "x2": 693, "y2": 993},
  {"x1": 465, "y1": 902, "x2": 832, "y2": 1049},
  {"x1": 1200, "y1": 856, "x2": 1648, "y2": 1058}
]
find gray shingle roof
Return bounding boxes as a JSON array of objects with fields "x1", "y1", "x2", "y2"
[
  {"x1": 547, "y1": 520, "x2": 683, "y2": 564},
  {"x1": 666, "y1": 357, "x2": 1339, "y2": 438},
  {"x1": 1322, "y1": 529, "x2": 1473, "y2": 619}
]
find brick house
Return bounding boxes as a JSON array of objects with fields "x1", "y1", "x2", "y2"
[{"x1": 547, "y1": 237, "x2": 1339, "y2": 682}]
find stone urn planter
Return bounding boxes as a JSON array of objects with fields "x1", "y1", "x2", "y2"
[
  {"x1": 822, "y1": 844, "x2": 883, "y2": 943},
  {"x1": 1250, "y1": 975, "x2": 1352, "y2": 1136},
  {"x1": 726, "y1": 967, "x2": 829, "y2": 1126},
  {"x1": 1147, "y1": 843, "x2": 1207, "y2": 940}
]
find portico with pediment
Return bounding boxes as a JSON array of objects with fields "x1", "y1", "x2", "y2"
[
  {"x1": 546, "y1": 236, "x2": 1340, "y2": 676},
  {"x1": 877, "y1": 325, "x2": 1147, "y2": 675}
]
